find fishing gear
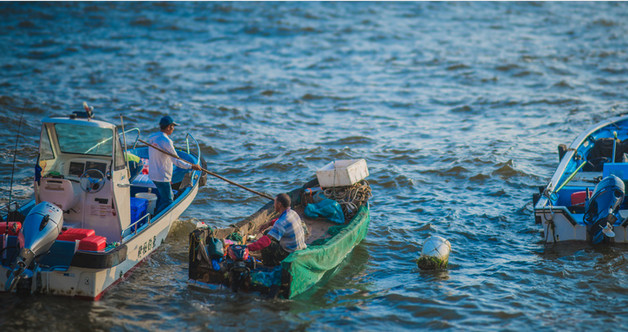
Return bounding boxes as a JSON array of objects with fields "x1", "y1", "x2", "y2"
[{"x1": 6, "y1": 112, "x2": 24, "y2": 236}]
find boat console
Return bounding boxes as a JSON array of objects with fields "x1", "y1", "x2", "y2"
[{"x1": 33, "y1": 116, "x2": 130, "y2": 243}]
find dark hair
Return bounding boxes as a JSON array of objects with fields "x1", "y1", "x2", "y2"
[
  {"x1": 160, "y1": 123, "x2": 170, "y2": 131},
  {"x1": 275, "y1": 193, "x2": 291, "y2": 209}
]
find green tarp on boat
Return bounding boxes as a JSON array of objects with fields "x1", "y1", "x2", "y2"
[
  {"x1": 282, "y1": 204, "x2": 370, "y2": 298},
  {"x1": 188, "y1": 180, "x2": 371, "y2": 298}
]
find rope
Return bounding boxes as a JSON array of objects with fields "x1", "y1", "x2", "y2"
[
  {"x1": 322, "y1": 180, "x2": 372, "y2": 221},
  {"x1": 226, "y1": 232, "x2": 243, "y2": 243}
]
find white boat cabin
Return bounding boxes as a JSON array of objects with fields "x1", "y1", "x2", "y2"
[{"x1": 34, "y1": 116, "x2": 132, "y2": 243}]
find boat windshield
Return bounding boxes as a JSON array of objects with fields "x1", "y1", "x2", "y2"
[{"x1": 55, "y1": 123, "x2": 114, "y2": 156}]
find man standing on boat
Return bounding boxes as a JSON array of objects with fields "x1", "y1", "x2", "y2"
[
  {"x1": 148, "y1": 115, "x2": 201, "y2": 214},
  {"x1": 247, "y1": 193, "x2": 307, "y2": 266}
]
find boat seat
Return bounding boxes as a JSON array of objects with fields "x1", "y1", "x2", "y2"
[
  {"x1": 128, "y1": 157, "x2": 148, "y2": 182},
  {"x1": 571, "y1": 191, "x2": 592, "y2": 206},
  {"x1": 38, "y1": 178, "x2": 81, "y2": 210}
]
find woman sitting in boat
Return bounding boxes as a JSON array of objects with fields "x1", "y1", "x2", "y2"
[{"x1": 247, "y1": 193, "x2": 307, "y2": 266}]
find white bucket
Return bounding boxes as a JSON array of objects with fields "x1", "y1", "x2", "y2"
[{"x1": 135, "y1": 192, "x2": 157, "y2": 215}]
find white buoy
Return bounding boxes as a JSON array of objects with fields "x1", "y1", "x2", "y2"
[{"x1": 417, "y1": 236, "x2": 451, "y2": 270}]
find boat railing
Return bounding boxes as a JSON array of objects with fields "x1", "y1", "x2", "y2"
[
  {"x1": 122, "y1": 128, "x2": 141, "y2": 149},
  {"x1": 184, "y1": 133, "x2": 201, "y2": 161},
  {"x1": 121, "y1": 213, "x2": 151, "y2": 241},
  {"x1": 1, "y1": 200, "x2": 19, "y2": 215},
  {"x1": 84, "y1": 127, "x2": 141, "y2": 154},
  {"x1": 1, "y1": 199, "x2": 36, "y2": 219}
]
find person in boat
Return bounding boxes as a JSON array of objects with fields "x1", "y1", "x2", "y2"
[
  {"x1": 247, "y1": 193, "x2": 307, "y2": 266},
  {"x1": 147, "y1": 115, "x2": 201, "y2": 213}
]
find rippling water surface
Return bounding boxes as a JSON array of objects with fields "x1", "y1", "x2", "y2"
[{"x1": 1, "y1": 2, "x2": 628, "y2": 331}]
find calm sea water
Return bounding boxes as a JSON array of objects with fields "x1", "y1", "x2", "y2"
[{"x1": 1, "y1": 2, "x2": 628, "y2": 331}]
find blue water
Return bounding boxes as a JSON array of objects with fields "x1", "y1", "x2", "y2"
[{"x1": 1, "y1": 2, "x2": 628, "y2": 331}]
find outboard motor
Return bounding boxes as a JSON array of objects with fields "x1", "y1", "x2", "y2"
[
  {"x1": 227, "y1": 244, "x2": 251, "y2": 292},
  {"x1": 5, "y1": 202, "x2": 64, "y2": 292},
  {"x1": 584, "y1": 175, "x2": 625, "y2": 244}
]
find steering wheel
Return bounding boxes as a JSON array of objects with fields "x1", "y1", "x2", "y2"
[{"x1": 79, "y1": 169, "x2": 106, "y2": 193}]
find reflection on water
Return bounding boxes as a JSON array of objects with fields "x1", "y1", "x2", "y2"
[{"x1": 416, "y1": 268, "x2": 451, "y2": 282}]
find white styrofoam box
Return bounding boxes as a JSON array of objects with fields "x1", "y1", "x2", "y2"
[{"x1": 316, "y1": 159, "x2": 369, "y2": 188}]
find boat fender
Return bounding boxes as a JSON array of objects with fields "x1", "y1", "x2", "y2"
[
  {"x1": 417, "y1": 236, "x2": 451, "y2": 270},
  {"x1": 199, "y1": 156, "x2": 207, "y2": 187}
]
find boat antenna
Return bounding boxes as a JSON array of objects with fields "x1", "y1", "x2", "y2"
[{"x1": 6, "y1": 112, "x2": 24, "y2": 235}]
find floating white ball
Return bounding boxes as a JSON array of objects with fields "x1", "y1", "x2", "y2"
[{"x1": 417, "y1": 236, "x2": 451, "y2": 270}]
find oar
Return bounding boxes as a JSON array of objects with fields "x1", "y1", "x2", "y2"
[{"x1": 138, "y1": 138, "x2": 273, "y2": 200}]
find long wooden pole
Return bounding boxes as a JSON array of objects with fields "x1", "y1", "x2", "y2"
[{"x1": 138, "y1": 138, "x2": 273, "y2": 200}]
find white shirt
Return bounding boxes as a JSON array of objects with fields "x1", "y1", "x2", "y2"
[{"x1": 147, "y1": 131, "x2": 190, "y2": 182}]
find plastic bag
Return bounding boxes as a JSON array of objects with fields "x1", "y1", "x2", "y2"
[
  {"x1": 206, "y1": 237, "x2": 224, "y2": 258},
  {"x1": 304, "y1": 198, "x2": 345, "y2": 224}
]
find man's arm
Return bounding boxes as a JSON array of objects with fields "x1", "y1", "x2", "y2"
[
  {"x1": 257, "y1": 218, "x2": 278, "y2": 234},
  {"x1": 163, "y1": 139, "x2": 201, "y2": 171},
  {"x1": 247, "y1": 235, "x2": 272, "y2": 251}
]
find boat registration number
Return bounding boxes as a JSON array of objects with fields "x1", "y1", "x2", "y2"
[{"x1": 138, "y1": 236, "x2": 157, "y2": 258}]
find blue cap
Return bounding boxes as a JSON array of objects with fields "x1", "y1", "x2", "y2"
[{"x1": 159, "y1": 116, "x2": 178, "y2": 127}]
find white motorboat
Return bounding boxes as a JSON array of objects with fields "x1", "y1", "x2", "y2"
[{"x1": 1, "y1": 106, "x2": 205, "y2": 300}]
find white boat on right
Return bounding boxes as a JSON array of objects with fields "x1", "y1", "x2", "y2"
[{"x1": 534, "y1": 114, "x2": 628, "y2": 244}]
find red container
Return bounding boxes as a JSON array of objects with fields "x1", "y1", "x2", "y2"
[
  {"x1": 141, "y1": 158, "x2": 149, "y2": 174},
  {"x1": 58, "y1": 228, "x2": 95, "y2": 242},
  {"x1": 0, "y1": 222, "x2": 21, "y2": 235},
  {"x1": 78, "y1": 235, "x2": 107, "y2": 251},
  {"x1": 571, "y1": 191, "x2": 592, "y2": 206}
]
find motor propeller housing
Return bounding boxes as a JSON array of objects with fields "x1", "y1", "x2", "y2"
[
  {"x1": 584, "y1": 174, "x2": 625, "y2": 244},
  {"x1": 227, "y1": 245, "x2": 251, "y2": 292},
  {"x1": 5, "y1": 201, "x2": 64, "y2": 292}
]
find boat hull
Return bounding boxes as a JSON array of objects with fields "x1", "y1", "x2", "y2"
[
  {"x1": 0, "y1": 182, "x2": 198, "y2": 299},
  {"x1": 282, "y1": 204, "x2": 370, "y2": 298}
]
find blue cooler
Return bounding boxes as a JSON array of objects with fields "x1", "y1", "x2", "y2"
[{"x1": 130, "y1": 197, "x2": 148, "y2": 224}]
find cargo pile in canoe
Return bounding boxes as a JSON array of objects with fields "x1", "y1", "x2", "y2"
[{"x1": 189, "y1": 163, "x2": 371, "y2": 298}]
